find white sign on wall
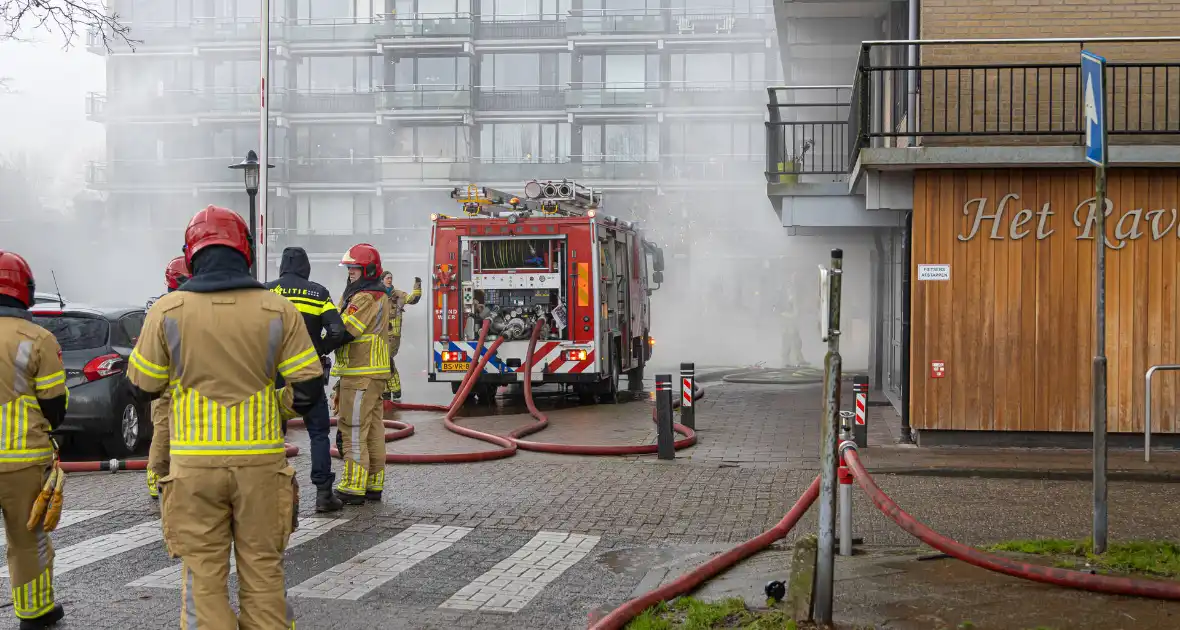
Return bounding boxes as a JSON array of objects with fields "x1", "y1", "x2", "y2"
[{"x1": 917, "y1": 264, "x2": 951, "y2": 281}]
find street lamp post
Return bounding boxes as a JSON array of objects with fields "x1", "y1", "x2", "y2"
[{"x1": 229, "y1": 150, "x2": 274, "y2": 279}]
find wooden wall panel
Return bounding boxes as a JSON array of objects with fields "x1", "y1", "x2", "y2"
[{"x1": 911, "y1": 168, "x2": 1180, "y2": 433}]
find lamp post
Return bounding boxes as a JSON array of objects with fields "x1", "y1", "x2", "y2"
[{"x1": 229, "y1": 150, "x2": 274, "y2": 279}]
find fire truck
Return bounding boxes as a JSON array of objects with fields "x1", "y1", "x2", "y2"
[{"x1": 427, "y1": 179, "x2": 666, "y2": 403}]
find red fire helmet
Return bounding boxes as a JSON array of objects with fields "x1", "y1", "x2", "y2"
[
  {"x1": 0, "y1": 250, "x2": 35, "y2": 307},
  {"x1": 184, "y1": 205, "x2": 252, "y2": 268},
  {"x1": 340, "y1": 243, "x2": 382, "y2": 280},
  {"x1": 165, "y1": 256, "x2": 191, "y2": 290}
]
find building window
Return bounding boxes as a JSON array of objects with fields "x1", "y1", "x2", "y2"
[
  {"x1": 389, "y1": 126, "x2": 470, "y2": 159},
  {"x1": 669, "y1": 52, "x2": 764, "y2": 85},
  {"x1": 479, "y1": 53, "x2": 568, "y2": 88},
  {"x1": 295, "y1": 194, "x2": 356, "y2": 235},
  {"x1": 580, "y1": 124, "x2": 657, "y2": 161},
  {"x1": 479, "y1": 0, "x2": 567, "y2": 21},
  {"x1": 478, "y1": 123, "x2": 569, "y2": 162},
  {"x1": 581, "y1": 0, "x2": 659, "y2": 12},
  {"x1": 580, "y1": 54, "x2": 659, "y2": 88},
  {"x1": 296, "y1": 126, "x2": 374, "y2": 159},
  {"x1": 297, "y1": 56, "x2": 379, "y2": 91},
  {"x1": 391, "y1": 56, "x2": 470, "y2": 88},
  {"x1": 394, "y1": 0, "x2": 471, "y2": 17},
  {"x1": 125, "y1": 0, "x2": 193, "y2": 23},
  {"x1": 298, "y1": 0, "x2": 374, "y2": 20},
  {"x1": 666, "y1": 122, "x2": 761, "y2": 159}
]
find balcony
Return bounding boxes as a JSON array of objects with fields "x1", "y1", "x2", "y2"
[
  {"x1": 664, "y1": 80, "x2": 769, "y2": 109},
  {"x1": 378, "y1": 85, "x2": 473, "y2": 109},
  {"x1": 289, "y1": 90, "x2": 378, "y2": 114},
  {"x1": 765, "y1": 86, "x2": 853, "y2": 180},
  {"x1": 477, "y1": 86, "x2": 565, "y2": 110},
  {"x1": 380, "y1": 157, "x2": 472, "y2": 182},
  {"x1": 566, "y1": 84, "x2": 664, "y2": 109},
  {"x1": 287, "y1": 158, "x2": 379, "y2": 184},
  {"x1": 286, "y1": 17, "x2": 391, "y2": 42},
  {"x1": 191, "y1": 18, "x2": 286, "y2": 43},
  {"x1": 566, "y1": 8, "x2": 772, "y2": 36},
  {"x1": 662, "y1": 154, "x2": 765, "y2": 182},
  {"x1": 86, "y1": 158, "x2": 290, "y2": 189},
  {"x1": 373, "y1": 13, "x2": 474, "y2": 43},
  {"x1": 84, "y1": 90, "x2": 214, "y2": 121},
  {"x1": 475, "y1": 18, "x2": 565, "y2": 40},
  {"x1": 473, "y1": 159, "x2": 661, "y2": 182}
]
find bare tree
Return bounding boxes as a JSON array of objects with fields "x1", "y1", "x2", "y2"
[{"x1": 1, "y1": 0, "x2": 136, "y2": 51}]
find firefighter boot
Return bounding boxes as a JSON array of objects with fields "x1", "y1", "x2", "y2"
[
  {"x1": 316, "y1": 484, "x2": 343, "y2": 513},
  {"x1": 19, "y1": 604, "x2": 64, "y2": 629}
]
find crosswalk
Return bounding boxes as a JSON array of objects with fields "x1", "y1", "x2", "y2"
[{"x1": 0, "y1": 510, "x2": 601, "y2": 615}]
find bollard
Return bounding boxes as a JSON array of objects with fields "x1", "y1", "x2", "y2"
[
  {"x1": 838, "y1": 427, "x2": 854, "y2": 557},
  {"x1": 680, "y1": 362, "x2": 696, "y2": 430},
  {"x1": 852, "y1": 375, "x2": 869, "y2": 448},
  {"x1": 655, "y1": 374, "x2": 675, "y2": 460}
]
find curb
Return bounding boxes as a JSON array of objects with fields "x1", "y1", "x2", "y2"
[{"x1": 866, "y1": 466, "x2": 1180, "y2": 483}]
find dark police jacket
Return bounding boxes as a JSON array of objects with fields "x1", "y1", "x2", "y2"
[{"x1": 264, "y1": 247, "x2": 346, "y2": 358}]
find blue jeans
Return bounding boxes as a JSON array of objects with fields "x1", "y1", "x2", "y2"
[{"x1": 304, "y1": 379, "x2": 335, "y2": 489}]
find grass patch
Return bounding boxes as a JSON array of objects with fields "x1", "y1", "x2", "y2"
[
  {"x1": 624, "y1": 597, "x2": 800, "y2": 630},
  {"x1": 989, "y1": 538, "x2": 1180, "y2": 578}
]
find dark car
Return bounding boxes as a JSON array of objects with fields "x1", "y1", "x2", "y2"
[{"x1": 28, "y1": 303, "x2": 152, "y2": 458}]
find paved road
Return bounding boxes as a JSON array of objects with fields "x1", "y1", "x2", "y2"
[{"x1": 32, "y1": 376, "x2": 1180, "y2": 628}]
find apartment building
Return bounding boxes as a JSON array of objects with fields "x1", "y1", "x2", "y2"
[
  {"x1": 84, "y1": 0, "x2": 783, "y2": 306},
  {"x1": 768, "y1": 0, "x2": 1180, "y2": 445}
]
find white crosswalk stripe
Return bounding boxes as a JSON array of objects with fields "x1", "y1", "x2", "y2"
[
  {"x1": 439, "y1": 531, "x2": 600, "y2": 613},
  {"x1": 127, "y1": 517, "x2": 349, "y2": 589},
  {"x1": 0, "y1": 510, "x2": 111, "y2": 556},
  {"x1": 288, "y1": 524, "x2": 473, "y2": 600},
  {"x1": 0, "y1": 520, "x2": 162, "y2": 579}
]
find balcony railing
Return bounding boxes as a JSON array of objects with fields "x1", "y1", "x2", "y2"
[
  {"x1": 87, "y1": 158, "x2": 290, "y2": 187},
  {"x1": 566, "y1": 7, "x2": 772, "y2": 36},
  {"x1": 665, "y1": 80, "x2": 769, "y2": 108},
  {"x1": 372, "y1": 13, "x2": 474, "y2": 38},
  {"x1": 377, "y1": 85, "x2": 473, "y2": 109},
  {"x1": 289, "y1": 90, "x2": 378, "y2": 114},
  {"x1": 476, "y1": 17, "x2": 565, "y2": 39},
  {"x1": 380, "y1": 157, "x2": 472, "y2": 181},
  {"x1": 662, "y1": 154, "x2": 765, "y2": 181},
  {"x1": 477, "y1": 86, "x2": 565, "y2": 110},
  {"x1": 765, "y1": 86, "x2": 853, "y2": 179},
  {"x1": 191, "y1": 17, "x2": 285, "y2": 42},
  {"x1": 288, "y1": 158, "x2": 379, "y2": 183},
  {"x1": 566, "y1": 83, "x2": 664, "y2": 107}
]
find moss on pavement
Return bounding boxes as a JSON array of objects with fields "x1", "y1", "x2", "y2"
[{"x1": 989, "y1": 538, "x2": 1180, "y2": 578}]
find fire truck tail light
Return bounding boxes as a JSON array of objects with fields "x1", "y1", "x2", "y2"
[
  {"x1": 576, "y1": 263, "x2": 590, "y2": 306},
  {"x1": 565, "y1": 350, "x2": 588, "y2": 362},
  {"x1": 441, "y1": 351, "x2": 468, "y2": 362},
  {"x1": 649, "y1": 337, "x2": 656, "y2": 346}
]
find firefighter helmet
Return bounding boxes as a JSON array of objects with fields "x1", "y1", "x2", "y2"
[
  {"x1": 165, "y1": 256, "x2": 191, "y2": 290},
  {"x1": 0, "y1": 250, "x2": 35, "y2": 307},
  {"x1": 184, "y1": 205, "x2": 253, "y2": 268},
  {"x1": 340, "y1": 243, "x2": 382, "y2": 280}
]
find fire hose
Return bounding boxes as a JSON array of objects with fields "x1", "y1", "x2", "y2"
[
  {"x1": 57, "y1": 439, "x2": 301, "y2": 474},
  {"x1": 839, "y1": 442, "x2": 1180, "y2": 600}
]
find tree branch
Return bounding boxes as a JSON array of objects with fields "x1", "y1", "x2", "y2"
[{"x1": 1, "y1": 0, "x2": 138, "y2": 52}]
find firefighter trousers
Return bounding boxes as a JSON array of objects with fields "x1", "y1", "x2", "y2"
[
  {"x1": 384, "y1": 336, "x2": 403, "y2": 398},
  {"x1": 0, "y1": 465, "x2": 56, "y2": 621},
  {"x1": 158, "y1": 461, "x2": 297, "y2": 630},
  {"x1": 335, "y1": 378, "x2": 386, "y2": 495},
  {"x1": 146, "y1": 398, "x2": 171, "y2": 498}
]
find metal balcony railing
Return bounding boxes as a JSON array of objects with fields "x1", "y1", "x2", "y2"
[
  {"x1": 764, "y1": 86, "x2": 853, "y2": 179},
  {"x1": 566, "y1": 7, "x2": 772, "y2": 36},
  {"x1": 476, "y1": 16, "x2": 565, "y2": 39},
  {"x1": 87, "y1": 158, "x2": 290, "y2": 187},
  {"x1": 372, "y1": 13, "x2": 474, "y2": 38},
  {"x1": 477, "y1": 86, "x2": 565, "y2": 110},
  {"x1": 287, "y1": 158, "x2": 379, "y2": 183}
]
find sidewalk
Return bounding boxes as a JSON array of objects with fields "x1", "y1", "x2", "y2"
[{"x1": 860, "y1": 446, "x2": 1180, "y2": 481}]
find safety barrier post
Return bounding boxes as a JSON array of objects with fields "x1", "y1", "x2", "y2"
[
  {"x1": 814, "y1": 248, "x2": 843, "y2": 625},
  {"x1": 838, "y1": 425, "x2": 854, "y2": 557},
  {"x1": 680, "y1": 362, "x2": 696, "y2": 430},
  {"x1": 656, "y1": 374, "x2": 675, "y2": 460},
  {"x1": 852, "y1": 375, "x2": 869, "y2": 448}
]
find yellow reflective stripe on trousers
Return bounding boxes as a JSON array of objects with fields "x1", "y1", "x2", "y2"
[
  {"x1": 130, "y1": 348, "x2": 168, "y2": 381},
  {"x1": 12, "y1": 566, "x2": 54, "y2": 619},
  {"x1": 278, "y1": 346, "x2": 318, "y2": 378},
  {"x1": 169, "y1": 384, "x2": 286, "y2": 457},
  {"x1": 32, "y1": 370, "x2": 65, "y2": 391},
  {"x1": 0, "y1": 396, "x2": 53, "y2": 463},
  {"x1": 330, "y1": 334, "x2": 389, "y2": 377},
  {"x1": 366, "y1": 469, "x2": 385, "y2": 492}
]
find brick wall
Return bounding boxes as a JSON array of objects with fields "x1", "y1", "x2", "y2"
[{"x1": 910, "y1": 0, "x2": 1180, "y2": 146}]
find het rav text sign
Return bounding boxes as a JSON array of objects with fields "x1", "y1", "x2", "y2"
[{"x1": 957, "y1": 193, "x2": 1180, "y2": 249}]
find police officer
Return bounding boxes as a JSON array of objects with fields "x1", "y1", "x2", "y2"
[
  {"x1": 126, "y1": 206, "x2": 325, "y2": 629},
  {"x1": 146, "y1": 256, "x2": 190, "y2": 501},
  {"x1": 379, "y1": 271, "x2": 422, "y2": 402},
  {"x1": 0, "y1": 250, "x2": 68, "y2": 629},
  {"x1": 331, "y1": 244, "x2": 391, "y2": 504},
  {"x1": 265, "y1": 246, "x2": 347, "y2": 513}
]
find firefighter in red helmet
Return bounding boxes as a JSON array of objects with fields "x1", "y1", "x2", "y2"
[
  {"x1": 0, "y1": 250, "x2": 69, "y2": 629},
  {"x1": 145, "y1": 256, "x2": 190, "y2": 501},
  {"x1": 126, "y1": 206, "x2": 324, "y2": 628},
  {"x1": 331, "y1": 243, "x2": 391, "y2": 504}
]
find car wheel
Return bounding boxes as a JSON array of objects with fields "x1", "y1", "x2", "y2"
[{"x1": 102, "y1": 401, "x2": 147, "y2": 459}]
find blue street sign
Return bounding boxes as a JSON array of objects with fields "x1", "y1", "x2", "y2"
[{"x1": 1081, "y1": 50, "x2": 1107, "y2": 167}]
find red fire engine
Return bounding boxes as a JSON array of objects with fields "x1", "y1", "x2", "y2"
[{"x1": 427, "y1": 179, "x2": 665, "y2": 403}]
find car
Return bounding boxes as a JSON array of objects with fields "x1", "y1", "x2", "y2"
[
  {"x1": 33, "y1": 291, "x2": 68, "y2": 306},
  {"x1": 28, "y1": 302, "x2": 151, "y2": 458}
]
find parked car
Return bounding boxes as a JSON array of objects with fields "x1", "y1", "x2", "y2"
[
  {"x1": 33, "y1": 291, "x2": 67, "y2": 306},
  {"x1": 28, "y1": 302, "x2": 151, "y2": 458}
]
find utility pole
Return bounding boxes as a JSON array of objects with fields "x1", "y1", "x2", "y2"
[
  {"x1": 814, "y1": 249, "x2": 843, "y2": 624},
  {"x1": 257, "y1": 0, "x2": 271, "y2": 283}
]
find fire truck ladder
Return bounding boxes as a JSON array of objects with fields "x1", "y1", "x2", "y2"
[{"x1": 449, "y1": 180, "x2": 602, "y2": 218}]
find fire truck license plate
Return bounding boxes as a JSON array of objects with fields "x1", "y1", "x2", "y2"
[{"x1": 441, "y1": 362, "x2": 470, "y2": 372}]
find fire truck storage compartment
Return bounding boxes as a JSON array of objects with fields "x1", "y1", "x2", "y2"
[{"x1": 460, "y1": 236, "x2": 570, "y2": 342}]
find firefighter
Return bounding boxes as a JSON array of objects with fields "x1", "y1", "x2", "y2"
[
  {"x1": 146, "y1": 256, "x2": 190, "y2": 501},
  {"x1": 264, "y1": 246, "x2": 347, "y2": 513},
  {"x1": 330, "y1": 244, "x2": 391, "y2": 504},
  {"x1": 126, "y1": 206, "x2": 325, "y2": 629},
  {"x1": 379, "y1": 270, "x2": 422, "y2": 402},
  {"x1": 0, "y1": 250, "x2": 68, "y2": 629}
]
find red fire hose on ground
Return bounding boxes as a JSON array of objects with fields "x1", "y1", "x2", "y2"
[
  {"x1": 58, "y1": 443, "x2": 301, "y2": 473},
  {"x1": 839, "y1": 442, "x2": 1180, "y2": 600}
]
